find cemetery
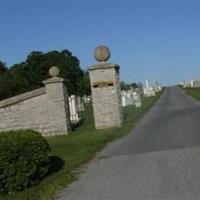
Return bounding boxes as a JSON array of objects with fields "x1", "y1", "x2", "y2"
[
  {"x1": 2, "y1": 1, "x2": 200, "y2": 199},
  {"x1": 0, "y1": 46, "x2": 163, "y2": 200},
  {"x1": 121, "y1": 89, "x2": 142, "y2": 107},
  {"x1": 5, "y1": 43, "x2": 200, "y2": 200},
  {"x1": 0, "y1": 46, "x2": 162, "y2": 136},
  {"x1": 183, "y1": 86, "x2": 200, "y2": 101},
  {"x1": 181, "y1": 79, "x2": 200, "y2": 88},
  {"x1": 180, "y1": 79, "x2": 200, "y2": 101}
]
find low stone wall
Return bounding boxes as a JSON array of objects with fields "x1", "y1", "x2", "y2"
[
  {"x1": 0, "y1": 76, "x2": 70, "y2": 136},
  {"x1": 0, "y1": 88, "x2": 51, "y2": 135}
]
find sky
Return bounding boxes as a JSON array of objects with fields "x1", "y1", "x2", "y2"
[{"x1": 0, "y1": 0, "x2": 200, "y2": 86}]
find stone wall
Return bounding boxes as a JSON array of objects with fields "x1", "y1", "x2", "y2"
[
  {"x1": 0, "y1": 88, "x2": 50, "y2": 135},
  {"x1": 0, "y1": 76, "x2": 70, "y2": 136}
]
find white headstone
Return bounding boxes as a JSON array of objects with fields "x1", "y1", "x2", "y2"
[
  {"x1": 76, "y1": 96, "x2": 85, "y2": 112},
  {"x1": 68, "y1": 95, "x2": 79, "y2": 123}
]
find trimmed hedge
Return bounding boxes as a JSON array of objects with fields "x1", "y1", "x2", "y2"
[{"x1": 0, "y1": 130, "x2": 51, "y2": 193}]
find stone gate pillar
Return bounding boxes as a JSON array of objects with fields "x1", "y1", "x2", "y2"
[
  {"x1": 43, "y1": 66, "x2": 71, "y2": 135},
  {"x1": 89, "y1": 45, "x2": 123, "y2": 129}
]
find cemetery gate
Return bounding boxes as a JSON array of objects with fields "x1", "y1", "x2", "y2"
[{"x1": 68, "y1": 94, "x2": 95, "y2": 131}]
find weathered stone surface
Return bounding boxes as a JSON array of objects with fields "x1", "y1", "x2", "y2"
[
  {"x1": 89, "y1": 62, "x2": 119, "y2": 70},
  {"x1": 0, "y1": 88, "x2": 45, "y2": 108},
  {"x1": 44, "y1": 77, "x2": 71, "y2": 135},
  {"x1": 0, "y1": 92, "x2": 50, "y2": 135},
  {"x1": 49, "y1": 66, "x2": 60, "y2": 77},
  {"x1": 89, "y1": 62, "x2": 123, "y2": 129},
  {"x1": 94, "y1": 45, "x2": 111, "y2": 62},
  {"x1": 0, "y1": 77, "x2": 71, "y2": 136}
]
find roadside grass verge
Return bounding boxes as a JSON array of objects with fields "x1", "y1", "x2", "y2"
[
  {"x1": 2, "y1": 91, "x2": 162, "y2": 200},
  {"x1": 183, "y1": 87, "x2": 200, "y2": 101}
]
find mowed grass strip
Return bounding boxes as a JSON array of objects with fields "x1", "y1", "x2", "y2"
[
  {"x1": 184, "y1": 88, "x2": 200, "y2": 101},
  {"x1": 2, "y1": 92, "x2": 162, "y2": 200}
]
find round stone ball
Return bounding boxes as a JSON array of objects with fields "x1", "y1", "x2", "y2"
[
  {"x1": 94, "y1": 45, "x2": 111, "y2": 62},
  {"x1": 49, "y1": 66, "x2": 60, "y2": 77}
]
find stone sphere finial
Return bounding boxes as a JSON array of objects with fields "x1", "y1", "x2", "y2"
[
  {"x1": 94, "y1": 45, "x2": 111, "y2": 62},
  {"x1": 49, "y1": 66, "x2": 60, "y2": 77}
]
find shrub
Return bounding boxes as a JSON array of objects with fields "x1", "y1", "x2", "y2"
[{"x1": 0, "y1": 129, "x2": 51, "y2": 193}]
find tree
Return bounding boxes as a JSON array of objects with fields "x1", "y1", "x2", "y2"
[
  {"x1": 9, "y1": 50, "x2": 86, "y2": 95},
  {"x1": 0, "y1": 61, "x2": 10, "y2": 100},
  {"x1": 77, "y1": 71, "x2": 91, "y2": 95},
  {"x1": 0, "y1": 61, "x2": 7, "y2": 73},
  {"x1": 0, "y1": 50, "x2": 91, "y2": 101},
  {"x1": 121, "y1": 81, "x2": 130, "y2": 91},
  {"x1": 130, "y1": 82, "x2": 138, "y2": 88},
  {"x1": 121, "y1": 81, "x2": 139, "y2": 91}
]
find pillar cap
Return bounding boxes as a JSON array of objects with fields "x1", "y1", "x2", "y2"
[
  {"x1": 94, "y1": 45, "x2": 111, "y2": 62},
  {"x1": 49, "y1": 66, "x2": 60, "y2": 77},
  {"x1": 43, "y1": 77, "x2": 65, "y2": 85},
  {"x1": 43, "y1": 66, "x2": 66, "y2": 84},
  {"x1": 89, "y1": 62, "x2": 119, "y2": 71}
]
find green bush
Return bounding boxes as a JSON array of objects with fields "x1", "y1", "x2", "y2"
[{"x1": 0, "y1": 129, "x2": 51, "y2": 193}]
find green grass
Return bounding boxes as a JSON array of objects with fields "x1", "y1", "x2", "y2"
[
  {"x1": 1, "y1": 92, "x2": 162, "y2": 200},
  {"x1": 183, "y1": 87, "x2": 200, "y2": 101}
]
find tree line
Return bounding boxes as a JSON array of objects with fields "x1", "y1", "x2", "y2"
[
  {"x1": 0, "y1": 49, "x2": 140, "y2": 101},
  {"x1": 0, "y1": 50, "x2": 90, "y2": 101},
  {"x1": 120, "y1": 81, "x2": 140, "y2": 91}
]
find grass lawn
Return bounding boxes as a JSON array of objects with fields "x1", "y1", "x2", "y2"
[
  {"x1": 2, "y1": 92, "x2": 162, "y2": 200},
  {"x1": 183, "y1": 87, "x2": 200, "y2": 101}
]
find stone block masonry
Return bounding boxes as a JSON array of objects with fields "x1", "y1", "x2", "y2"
[
  {"x1": 0, "y1": 67, "x2": 71, "y2": 136},
  {"x1": 89, "y1": 46, "x2": 123, "y2": 129},
  {"x1": 0, "y1": 88, "x2": 50, "y2": 135}
]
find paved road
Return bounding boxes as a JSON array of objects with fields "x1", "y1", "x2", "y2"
[{"x1": 58, "y1": 87, "x2": 200, "y2": 200}]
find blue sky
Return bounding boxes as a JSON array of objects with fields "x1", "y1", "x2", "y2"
[{"x1": 0, "y1": 0, "x2": 200, "y2": 86}]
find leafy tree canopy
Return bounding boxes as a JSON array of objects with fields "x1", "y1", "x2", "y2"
[
  {"x1": 0, "y1": 61, "x2": 7, "y2": 73},
  {"x1": 0, "y1": 50, "x2": 90, "y2": 101},
  {"x1": 121, "y1": 81, "x2": 138, "y2": 91}
]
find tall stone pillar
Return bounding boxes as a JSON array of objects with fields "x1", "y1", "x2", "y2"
[
  {"x1": 43, "y1": 66, "x2": 71, "y2": 135},
  {"x1": 89, "y1": 46, "x2": 123, "y2": 129}
]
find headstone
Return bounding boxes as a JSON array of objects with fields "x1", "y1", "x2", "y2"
[
  {"x1": 183, "y1": 80, "x2": 191, "y2": 88},
  {"x1": 68, "y1": 95, "x2": 79, "y2": 124},
  {"x1": 132, "y1": 92, "x2": 141, "y2": 108},
  {"x1": 143, "y1": 80, "x2": 156, "y2": 97},
  {"x1": 193, "y1": 79, "x2": 200, "y2": 88},
  {"x1": 121, "y1": 96, "x2": 126, "y2": 107},
  {"x1": 89, "y1": 45, "x2": 123, "y2": 129},
  {"x1": 83, "y1": 95, "x2": 91, "y2": 103},
  {"x1": 126, "y1": 92, "x2": 134, "y2": 105},
  {"x1": 76, "y1": 96, "x2": 85, "y2": 112}
]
